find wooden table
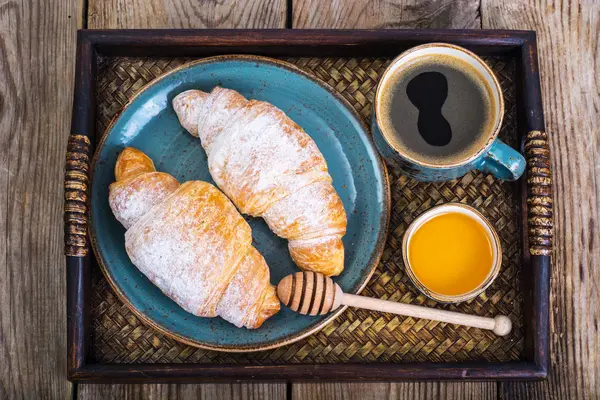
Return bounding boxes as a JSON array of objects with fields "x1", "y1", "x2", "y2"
[{"x1": 1, "y1": 0, "x2": 598, "y2": 398}]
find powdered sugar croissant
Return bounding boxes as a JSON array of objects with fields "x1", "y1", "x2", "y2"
[
  {"x1": 109, "y1": 147, "x2": 280, "y2": 329},
  {"x1": 173, "y1": 87, "x2": 347, "y2": 276}
]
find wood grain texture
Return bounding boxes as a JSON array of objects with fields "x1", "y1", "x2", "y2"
[
  {"x1": 292, "y1": 0, "x2": 481, "y2": 29},
  {"x1": 68, "y1": 0, "x2": 594, "y2": 398},
  {"x1": 79, "y1": 383, "x2": 286, "y2": 399},
  {"x1": 292, "y1": 382, "x2": 496, "y2": 400},
  {"x1": 291, "y1": 1, "x2": 493, "y2": 398},
  {"x1": 88, "y1": 0, "x2": 287, "y2": 28},
  {"x1": 0, "y1": 0, "x2": 79, "y2": 398},
  {"x1": 82, "y1": 0, "x2": 287, "y2": 398},
  {"x1": 482, "y1": 0, "x2": 600, "y2": 398}
]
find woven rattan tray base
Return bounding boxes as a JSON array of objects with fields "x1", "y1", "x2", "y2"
[{"x1": 91, "y1": 56, "x2": 523, "y2": 364}]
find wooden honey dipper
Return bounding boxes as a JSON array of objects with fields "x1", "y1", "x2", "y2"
[{"x1": 277, "y1": 271, "x2": 512, "y2": 336}]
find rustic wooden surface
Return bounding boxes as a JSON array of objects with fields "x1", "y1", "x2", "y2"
[
  {"x1": 82, "y1": 0, "x2": 287, "y2": 398},
  {"x1": 291, "y1": 1, "x2": 495, "y2": 398},
  {"x1": 482, "y1": 0, "x2": 600, "y2": 397},
  {"x1": 292, "y1": 0, "x2": 481, "y2": 29},
  {"x1": 0, "y1": 0, "x2": 79, "y2": 398},
  {"x1": 292, "y1": 382, "x2": 497, "y2": 399},
  {"x1": 1, "y1": 0, "x2": 598, "y2": 398},
  {"x1": 87, "y1": 0, "x2": 286, "y2": 28},
  {"x1": 78, "y1": 383, "x2": 286, "y2": 399}
]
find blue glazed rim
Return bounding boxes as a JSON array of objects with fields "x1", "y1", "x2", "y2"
[{"x1": 89, "y1": 55, "x2": 391, "y2": 352}]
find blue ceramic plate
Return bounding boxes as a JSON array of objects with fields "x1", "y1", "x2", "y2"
[{"x1": 90, "y1": 55, "x2": 390, "y2": 352}]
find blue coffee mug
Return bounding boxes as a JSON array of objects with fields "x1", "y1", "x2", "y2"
[{"x1": 372, "y1": 43, "x2": 525, "y2": 182}]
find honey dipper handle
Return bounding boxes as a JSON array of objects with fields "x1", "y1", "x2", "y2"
[{"x1": 341, "y1": 293, "x2": 512, "y2": 336}]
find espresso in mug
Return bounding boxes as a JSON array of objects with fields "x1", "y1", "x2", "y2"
[{"x1": 378, "y1": 53, "x2": 497, "y2": 166}]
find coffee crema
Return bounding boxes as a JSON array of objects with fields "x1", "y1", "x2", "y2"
[{"x1": 377, "y1": 53, "x2": 497, "y2": 166}]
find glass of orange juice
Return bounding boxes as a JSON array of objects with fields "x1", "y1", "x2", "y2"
[{"x1": 402, "y1": 203, "x2": 502, "y2": 303}]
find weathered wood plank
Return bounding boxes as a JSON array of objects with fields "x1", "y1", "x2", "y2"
[
  {"x1": 88, "y1": 0, "x2": 287, "y2": 29},
  {"x1": 78, "y1": 383, "x2": 286, "y2": 399},
  {"x1": 292, "y1": 0, "x2": 496, "y2": 399},
  {"x1": 292, "y1": 1, "x2": 496, "y2": 398},
  {"x1": 292, "y1": 382, "x2": 496, "y2": 400},
  {"x1": 481, "y1": 0, "x2": 600, "y2": 398},
  {"x1": 81, "y1": 0, "x2": 287, "y2": 398},
  {"x1": 292, "y1": 0, "x2": 481, "y2": 29},
  {"x1": 67, "y1": 0, "x2": 598, "y2": 399},
  {"x1": 0, "y1": 0, "x2": 79, "y2": 398}
]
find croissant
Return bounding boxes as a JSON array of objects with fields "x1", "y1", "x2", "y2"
[
  {"x1": 173, "y1": 87, "x2": 347, "y2": 276},
  {"x1": 108, "y1": 147, "x2": 280, "y2": 329}
]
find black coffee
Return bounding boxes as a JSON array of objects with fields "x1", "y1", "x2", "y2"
[{"x1": 378, "y1": 54, "x2": 496, "y2": 166}]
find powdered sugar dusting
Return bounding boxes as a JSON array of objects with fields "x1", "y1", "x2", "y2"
[
  {"x1": 196, "y1": 87, "x2": 247, "y2": 153},
  {"x1": 173, "y1": 86, "x2": 348, "y2": 276},
  {"x1": 208, "y1": 100, "x2": 331, "y2": 216},
  {"x1": 172, "y1": 90, "x2": 208, "y2": 136},
  {"x1": 263, "y1": 180, "x2": 346, "y2": 240},
  {"x1": 111, "y1": 177, "x2": 278, "y2": 328},
  {"x1": 109, "y1": 172, "x2": 179, "y2": 229},
  {"x1": 125, "y1": 182, "x2": 251, "y2": 317},
  {"x1": 216, "y1": 247, "x2": 274, "y2": 328}
]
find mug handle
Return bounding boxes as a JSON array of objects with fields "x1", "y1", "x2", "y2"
[{"x1": 475, "y1": 139, "x2": 526, "y2": 181}]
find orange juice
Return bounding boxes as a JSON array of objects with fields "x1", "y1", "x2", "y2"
[{"x1": 407, "y1": 211, "x2": 494, "y2": 296}]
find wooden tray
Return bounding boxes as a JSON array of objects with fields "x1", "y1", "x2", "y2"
[{"x1": 65, "y1": 29, "x2": 552, "y2": 382}]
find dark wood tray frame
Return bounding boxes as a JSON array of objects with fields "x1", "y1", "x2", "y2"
[{"x1": 65, "y1": 29, "x2": 552, "y2": 382}]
